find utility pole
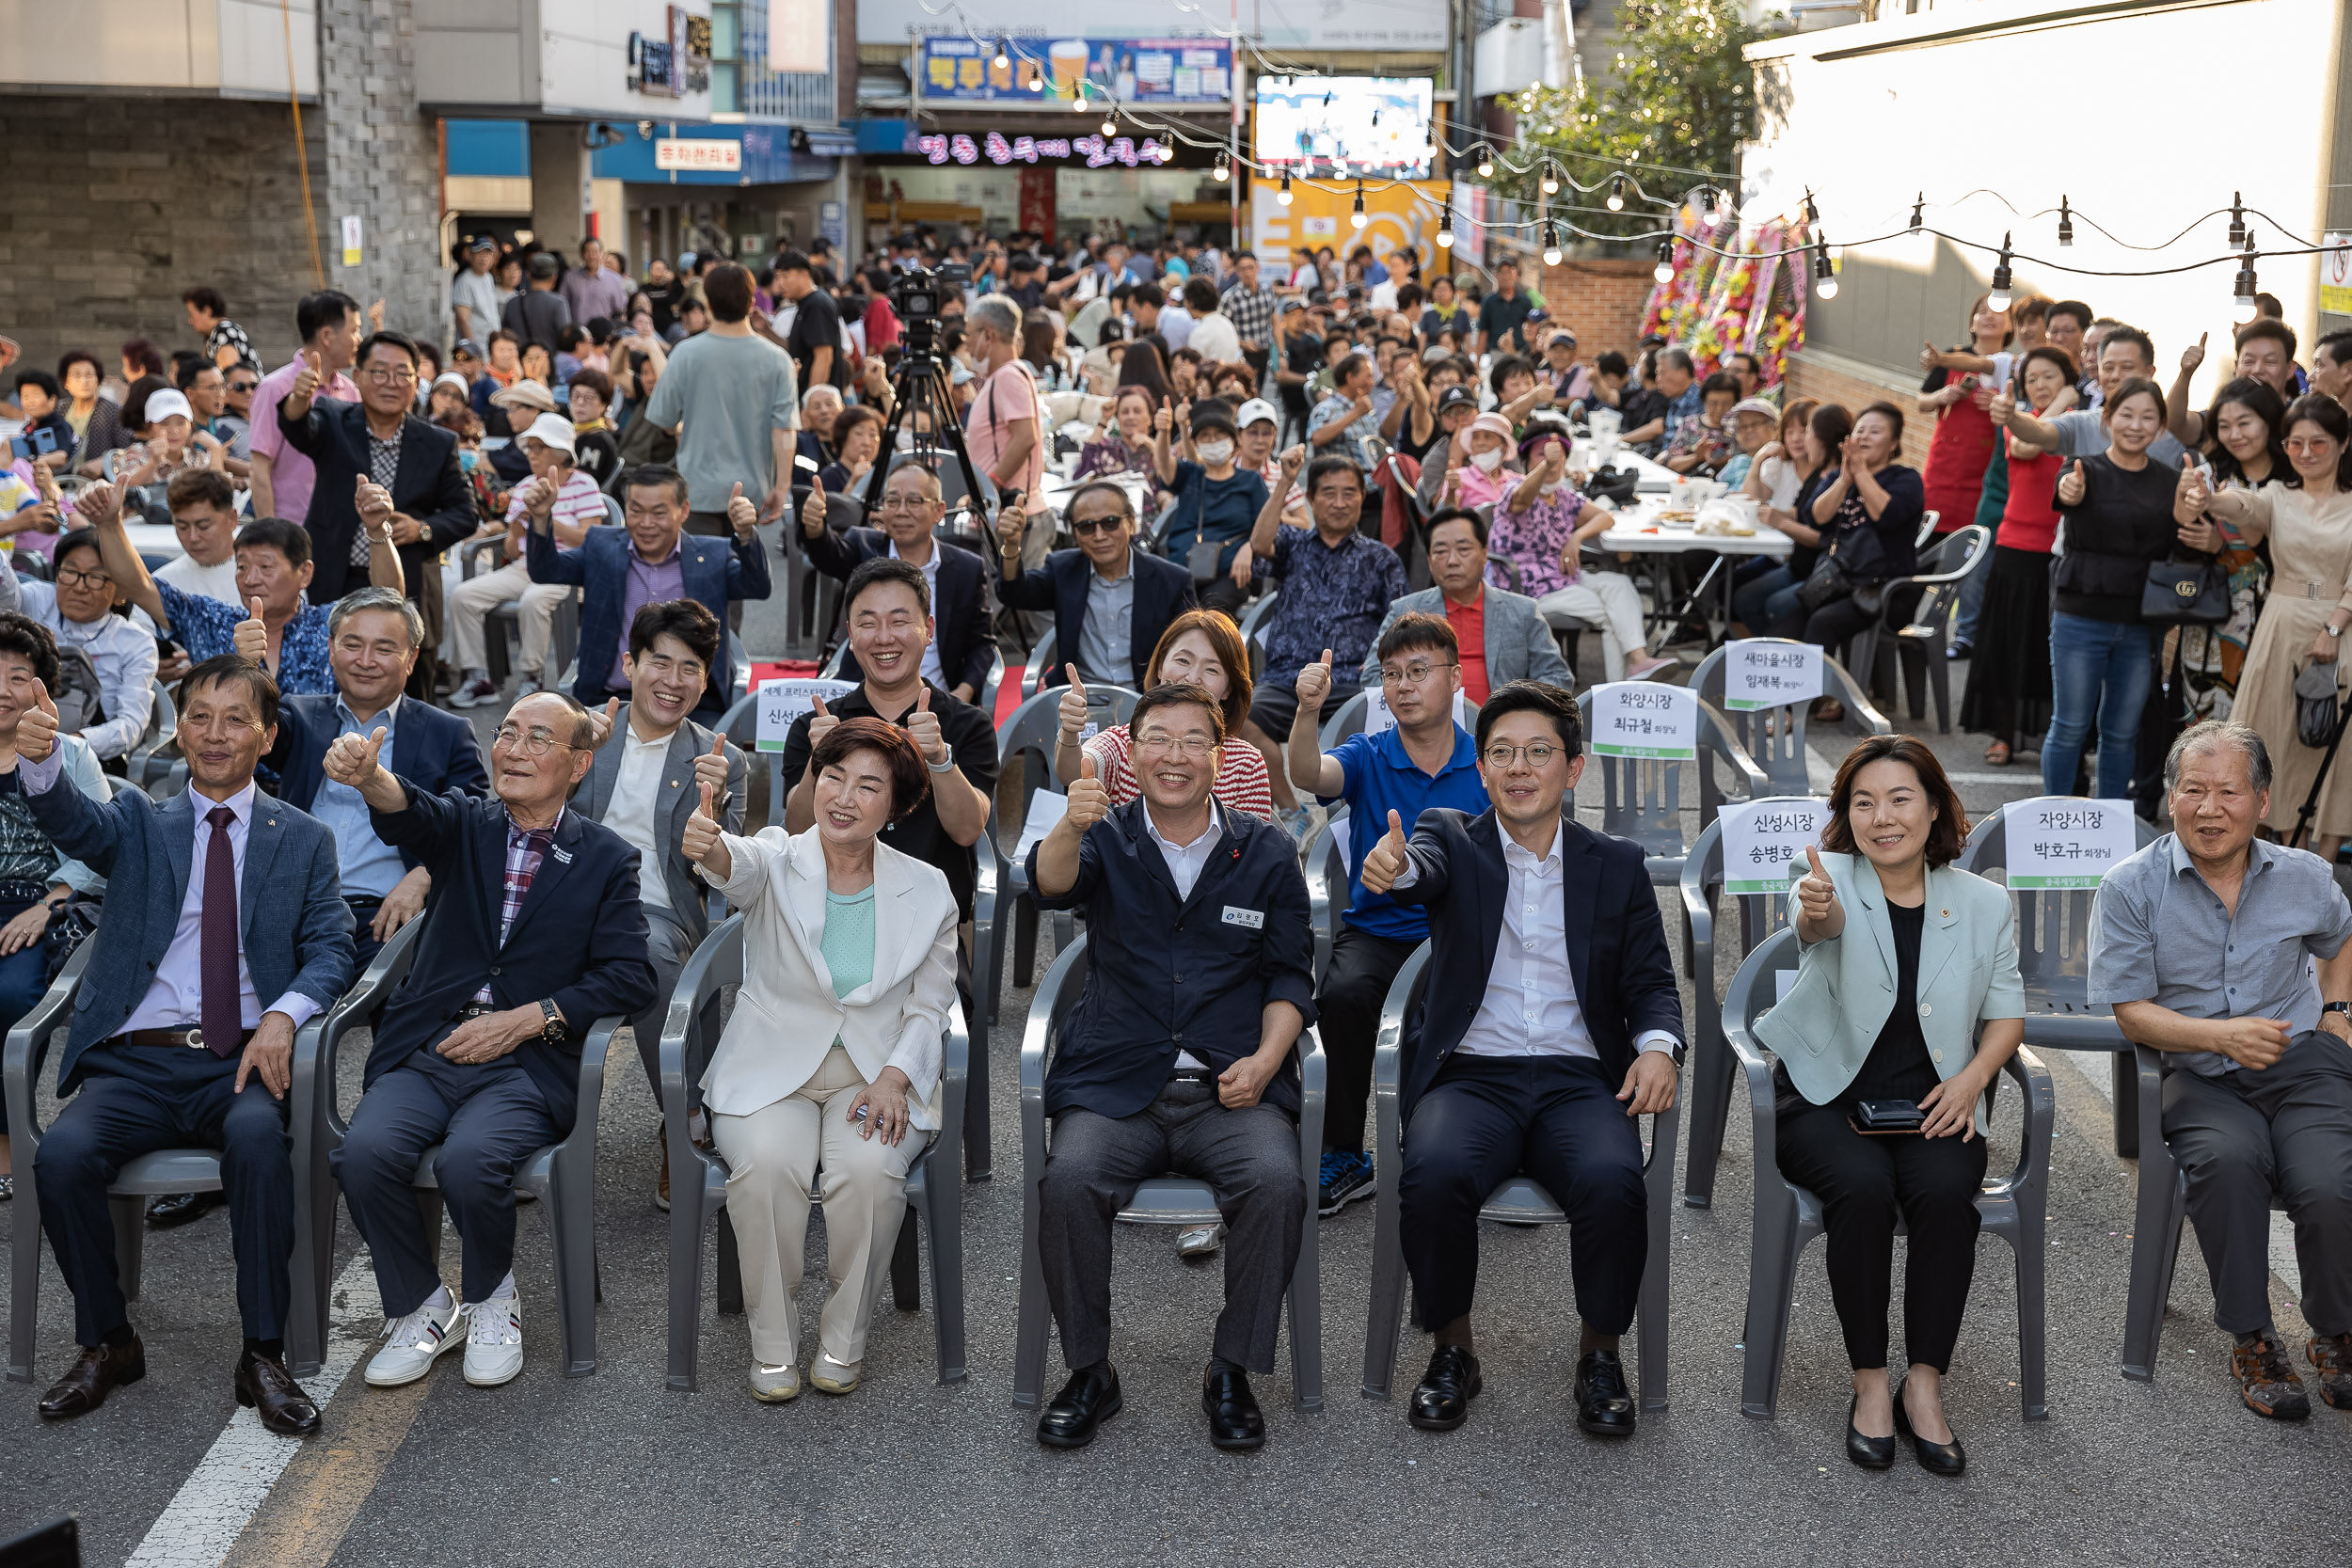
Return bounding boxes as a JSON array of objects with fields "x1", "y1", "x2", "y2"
[{"x1": 1230, "y1": 0, "x2": 1243, "y2": 250}]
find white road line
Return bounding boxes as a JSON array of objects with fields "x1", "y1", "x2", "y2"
[{"x1": 124, "y1": 1255, "x2": 382, "y2": 1568}]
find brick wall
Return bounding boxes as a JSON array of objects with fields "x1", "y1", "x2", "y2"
[
  {"x1": 319, "y1": 0, "x2": 443, "y2": 354},
  {"x1": 1534, "y1": 256, "x2": 1657, "y2": 358},
  {"x1": 1783, "y1": 346, "x2": 1934, "y2": 469}
]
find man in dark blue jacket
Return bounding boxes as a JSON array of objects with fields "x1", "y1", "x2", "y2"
[
  {"x1": 993, "y1": 480, "x2": 1196, "y2": 689},
  {"x1": 323, "y1": 689, "x2": 656, "y2": 1392},
  {"x1": 1025, "y1": 682, "x2": 1315, "y2": 1453},
  {"x1": 1359, "y1": 679, "x2": 1684, "y2": 1441},
  {"x1": 798, "y1": 462, "x2": 994, "y2": 701}
]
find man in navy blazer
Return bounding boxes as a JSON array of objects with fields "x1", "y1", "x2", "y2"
[
  {"x1": 20, "y1": 657, "x2": 354, "y2": 1434},
  {"x1": 1360, "y1": 679, "x2": 1683, "y2": 1441},
  {"x1": 526, "y1": 462, "x2": 771, "y2": 722},
  {"x1": 324, "y1": 690, "x2": 656, "y2": 1391},
  {"x1": 993, "y1": 479, "x2": 1196, "y2": 689},
  {"x1": 799, "y1": 462, "x2": 993, "y2": 701},
  {"x1": 262, "y1": 587, "x2": 490, "y2": 968},
  {"x1": 1025, "y1": 683, "x2": 1316, "y2": 1452}
]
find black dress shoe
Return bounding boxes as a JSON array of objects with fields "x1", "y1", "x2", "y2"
[
  {"x1": 1037, "y1": 1362, "x2": 1122, "y2": 1449},
  {"x1": 38, "y1": 1337, "x2": 146, "y2": 1418},
  {"x1": 1408, "y1": 1343, "x2": 1483, "y2": 1432},
  {"x1": 1201, "y1": 1364, "x2": 1265, "y2": 1449},
  {"x1": 1845, "y1": 1395, "x2": 1895, "y2": 1470},
  {"x1": 235, "y1": 1352, "x2": 322, "y2": 1438},
  {"x1": 147, "y1": 1191, "x2": 225, "y2": 1228},
  {"x1": 1891, "y1": 1379, "x2": 1966, "y2": 1476},
  {"x1": 1574, "y1": 1348, "x2": 1637, "y2": 1437}
]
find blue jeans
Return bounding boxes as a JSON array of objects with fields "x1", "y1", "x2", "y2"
[
  {"x1": 1953, "y1": 536, "x2": 1995, "y2": 646},
  {"x1": 1733, "y1": 563, "x2": 1795, "y2": 633},
  {"x1": 2042, "y1": 611, "x2": 2153, "y2": 800}
]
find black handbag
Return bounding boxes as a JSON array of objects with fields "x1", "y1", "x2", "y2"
[
  {"x1": 1794, "y1": 549, "x2": 1885, "y2": 617},
  {"x1": 2296, "y1": 661, "x2": 2344, "y2": 750},
  {"x1": 2140, "y1": 555, "x2": 2230, "y2": 626}
]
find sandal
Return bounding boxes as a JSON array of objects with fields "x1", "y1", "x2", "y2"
[
  {"x1": 1984, "y1": 740, "x2": 2011, "y2": 767},
  {"x1": 1810, "y1": 698, "x2": 1845, "y2": 724}
]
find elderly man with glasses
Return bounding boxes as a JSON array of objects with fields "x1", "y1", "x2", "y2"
[
  {"x1": 799, "y1": 462, "x2": 993, "y2": 703},
  {"x1": 325, "y1": 689, "x2": 656, "y2": 1392},
  {"x1": 993, "y1": 479, "x2": 1196, "y2": 691}
]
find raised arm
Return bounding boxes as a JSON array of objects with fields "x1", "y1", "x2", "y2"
[
  {"x1": 1289, "y1": 650, "x2": 1347, "y2": 799},
  {"x1": 1252, "y1": 444, "x2": 1305, "y2": 558}
]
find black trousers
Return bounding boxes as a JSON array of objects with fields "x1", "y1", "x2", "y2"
[
  {"x1": 35, "y1": 1042, "x2": 294, "y2": 1346},
  {"x1": 1314, "y1": 923, "x2": 1418, "y2": 1155},
  {"x1": 1399, "y1": 1054, "x2": 1648, "y2": 1334},
  {"x1": 1774, "y1": 1091, "x2": 1986, "y2": 1372}
]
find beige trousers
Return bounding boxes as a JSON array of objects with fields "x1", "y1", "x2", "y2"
[
  {"x1": 712, "y1": 1046, "x2": 927, "y2": 1367},
  {"x1": 1535, "y1": 572, "x2": 1649, "y2": 682},
  {"x1": 448, "y1": 559, "x2": 569, "y2": 682}
]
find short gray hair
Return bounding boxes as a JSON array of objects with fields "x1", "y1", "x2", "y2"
[
  {"x1": 328, "y1": 586, "x2": 425, "y2": 649},
  {"x1": 802, "y1": 383, "x2": 842, "y2": 412},
  {"x1": 967, "y1": 294, "x2": 1020, "y2": 345},
  {"x1": 2166, "y1": 720, "x2": 2272, "y2": 795}
]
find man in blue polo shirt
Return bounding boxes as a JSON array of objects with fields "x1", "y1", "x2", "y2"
[{"x1": 1287, "y1": 610, "x2": 1488, "y2": 1213}]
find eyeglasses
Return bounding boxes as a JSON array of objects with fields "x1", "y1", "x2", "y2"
[
  {"x1": 1134, "y1": 733, "x2": 1217, "y2": 757},
  {"x1": 492, "y1": 725, "x2": 576, "y2": 757},
  {"x1": 227, "y1": 380, "x2": 259, "y2": 393},
  {"x1": 1482, "y1": 743, "x2": 1564, "y2": 768},
  {"x1": 875, "y1": 496, "x2": 937, "y2": 514},
  {"x1": 1379, "y1": 660, "x2": 1455, "y2": 686},
  {"x1": 1070, "y1": 516, "x2": 1132, "y2": 537},
  {"x1": 55, "y1": 567, "x2": 112, "y2": 591},
  {"x1": 360, "y1": 366, "x2": 418, "y2": 386}
]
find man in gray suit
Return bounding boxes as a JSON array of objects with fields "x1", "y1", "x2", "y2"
[
  {"x1": 1359, "y1": 508, "x2": 1575, "y2": 701},
  {"x1": 576, "y1": 599, "x2": 744, "y2": 1207},
  {"x1": 19, "y1": 657, "x2": 355, "y2": 1434}
]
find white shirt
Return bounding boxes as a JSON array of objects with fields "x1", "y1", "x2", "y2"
[
  {"x1": 1144, "y1": 800, "x2": 1224, "y2": 1069},
  {"x1": 17, "y1": 579, "x2": 158, "y2": 762},
  {"x1": 1157, "y1": 309, "x2": 1197, "y2": 355},
  {"x1": 154, "y1": 553, "x2": 244, "y2": 608},
  {"x1": 1186, "y1": 310, "x2": 1241, "y2": 366},
  {"x1": 888, "y1": 538, "x2": 946, "y2": 687},
  {"x1": 603, "y1": 721, "x2": 675, "y2": 914},
  {"x1": 1391, "y1": 822, "x2": 1677, "y2": 1063}
]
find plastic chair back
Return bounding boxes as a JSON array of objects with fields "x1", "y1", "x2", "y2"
[
  {"x1": 1572, "y1": 686, "x2": 1769, "y2": 882},
  {"x1": 1688, "y1": 639, "x2": 1890, "y2": 799}
]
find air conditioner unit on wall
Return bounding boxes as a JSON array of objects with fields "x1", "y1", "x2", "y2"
[{"x1": 1474, "y1": 18, "x2": 1547, "y2": 99}]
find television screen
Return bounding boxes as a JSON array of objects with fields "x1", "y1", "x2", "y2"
[{"x1": 1253, "y1": 76, "x2": 1435, "y2": 181}]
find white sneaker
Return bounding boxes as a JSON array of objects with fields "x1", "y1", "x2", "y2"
[
  {"x1": 514, "y1": 677, "x2": 542, "y2": 698},
  {"x1": 809, "y1": 1351, "x2": 863, "y2": 1394},
  {"x1": 449, "y1": 675, "x2": 500, "y2": 709},
  {"x1": 463, "y1": 1292, "x2": 525, "y2": 1386},
  {"x1": 749, "y1": 1361, "x2": 802, "y2": 1402},
  {"x1": 364, "y1": 1293, "x2": 469, "y2": 1386}
]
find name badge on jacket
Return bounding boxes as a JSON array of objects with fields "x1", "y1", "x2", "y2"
[{"x1": 1222, "y1": 905, "x2": 1263, "y2": 929}]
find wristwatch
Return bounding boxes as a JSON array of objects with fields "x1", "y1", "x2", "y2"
[
  {"x1": 927, "y1": 752, "x2": 957, "y2": 774},
  {"x1": 538, "y1": 999, "x2": 565, "y2": 1041},
  {"x1": 2328, "y1": 624, "x2": 2344, "y2": 640},
  {"x1": 2324, "y1": 1001, "x2": 2349, "y2": 1020}
]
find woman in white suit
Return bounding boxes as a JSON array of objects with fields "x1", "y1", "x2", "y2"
[
  {"x1": 682, "y1": 717, "x2": 960, "y2": 1402},
  {"x1": 1756, "y1": 735, "x2": 2024, "y2": 1478}
]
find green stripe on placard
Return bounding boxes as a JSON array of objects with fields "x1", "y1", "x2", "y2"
[
  {"x1": 1594, "y1": 742, "x2": 1698, "y2": 760},
  {"x1": 2009, "y1": 874, "x2": 2103, "y2": 889}
]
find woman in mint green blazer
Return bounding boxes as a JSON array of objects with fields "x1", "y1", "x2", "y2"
[{"x1": 1756, "y1": 735, "x2": 2024, "y2": 1477}]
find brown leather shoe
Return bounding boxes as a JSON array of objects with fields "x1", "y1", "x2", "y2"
[
  {"x1": 2233, "y1": 1336, "x2": 2312, "y2": 1419},
  {"x1": 38, "y1": 1337, "x2": 146, "y2": 1418},
  {"x1": 235, "y1": 1351, "x2": 322, "y2": 1437},
  {"x1": 2307, "y1": 1333, "x2": 2352, "y2": 1409}
]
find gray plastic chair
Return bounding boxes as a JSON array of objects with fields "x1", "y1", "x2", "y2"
[
  {"x1": 1302, "y1": 805, "x2": 1351, "y2": 983},
  {"x1": 1572, "y1": 686, "x2": 1769, "y2": 887},
  {"x1": 293, "y1": 916, "x2": 621, "y2": 1379},
  {"x1": 1019, "y1": 627, "x2": 1058, "y2": 701},
  {"x1": 1955, "y1": 800, "x2": 2162, "y2": 1158},
  {"x1": 3, "y1": 942, "x2": 335, "y2": 1379},
  {"x1": 1688, "y1": 639, "x2": 1889, "y2": 800},
  {"x1": 1847, "y1": 524, "x2": 1991, "y2": 731},
  {"x1": 1359, "y1": 943, "x2": 1678, "y2": 1411},
  {"x1": 1724, "y1": 928, "x2": 2053, "y2": 1420},
  {"x1": 1316, "y1": 689, "x2": 1371, "y2": 752},
  {"x1": 123, "y1": 680, "x2": 179, "y2": 797},
  {"x1": 1012, "y1": 935, "x2": 1327, "y2": 1411},
  {"x1": 659, "y1": 914, "x2": 967, "y2": 1390},
  {"x1": 717, "y1": 691, "x2": 783, "y2": 831}
]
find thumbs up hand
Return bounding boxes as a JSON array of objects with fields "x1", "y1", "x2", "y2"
[
  {"x1": 289, "y1": 348, "x2": 323, "y2": 409},
  {"x1": 2058, "y1": 459, "x2": 2088, "y2": 507},
  {"x1": 1295, "y1": 647, "x2": 1335, "y2": 712},
  {"x1": 1064, "y1": 750, "x2": 1112, "y2": 831},
  {"x1": 1359, "y1": 808, "x2": 1411, "y2": 895},
  {"x1": 682, "y1": 778, "x2": 723, "y2": 864},
  {"x1": 324, "y1": 725, "x2": 388, "y2": 787},
  {"x1": 16, "y1": 685, "x2": 59, "y2": 764},
  {"x1": 906, "y1": 685, "x2": 948, "y2": 768},
  {"x1": 585, "y1": 696, "x2": 619, "y2": 750},
  {"x1": 728, "y1": 480, "x2": 760, "y2": 539},
  {"x1": 1795, "y1": 843, "x2": 1843, "y2": 935},
  {"x1": 233, "y1": 597, "x2": 269, "y2": 664},
  {"x1": 806, "y1": 693, "x2": 839, "y2": 750},
  {"x1": 1057, "y1": 665, "x2": 1091, "y2": 739},
  {"x1": 692, "y1": 729, "x2": 730, "y2": 803}
]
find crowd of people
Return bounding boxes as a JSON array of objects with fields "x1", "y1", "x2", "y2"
[{"x1": 1, "y1": 223, "x2": 2347, "y2": 1475}]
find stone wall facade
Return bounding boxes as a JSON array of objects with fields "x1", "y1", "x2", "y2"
[{"x1": 318, "y1": 0, "x2": 444, "y2": 356}]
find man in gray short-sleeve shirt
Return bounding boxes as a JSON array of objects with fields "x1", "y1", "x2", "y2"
[{"x1": 2090, "y1": 720, "x2": 2352, "y2": 1419}]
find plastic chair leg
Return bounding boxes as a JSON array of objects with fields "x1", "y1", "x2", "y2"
[
  {"x1": 2122, "y1": 1170, "x2": 2185, "y2": 1382},
  {"x1": 2011, "y1": 1197, "x2": 2049, "y2": 1420},
  {"x1": 8, "y1": 1161, "x2": 42, "y2": 1384},
  {"x1": 664, "y1": 1176, "x2": 711, "y2": 1392},
  {"x1": 1011, "y1": 1167, "x2": 1053, "y2": 1409},
  {"x1": 546, "y1": 1176, "x2": 598, "y2": 1378},
  {"x1": 890, "y1": 1209, "x2": 922, "y2": 1311},
  {"x1": 2111, "y1": 1054, "x2": 2139, "y2": 1159},
  {"x1": 1638, "y1": 1102, "x2": 1678, "y2": 1414},
  {"x1": 1740, "y1": 1187, "x2": 1802, "y2": 1418},
  {"x1": 1289, "y1": 1122, "x2": 1325, "y2": 1412},
  {"x1": 961, "y1": 990, "x2": 992, "y2": 1184},
  {"x1": 1682, "y1": 1028, "x2": 1734, "y2": 1211},
  {"x1": 1359, "y1": 1178, "x2": 1410, "y2": 1400},
  {"x1": 927, "y1": 1164, "x2": 967, "y2": 1385},
  {"x1": 109, "y1": 1194, "x2": 145, "y2": 1304},
  {"x1": 1012, "y1": 897, "x2": 1040, "y2": 990}
]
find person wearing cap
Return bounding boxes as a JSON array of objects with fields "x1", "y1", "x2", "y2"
[
  {"x1": 1234, "y1": 398, "x2": 1286, "y2": 497},
  {"x1": 1543, "y1": 331, "x2": 1591, "y2": 406},
  {"x1": 1431, "y1": 411, "x2": 1522, "y2": 513},
  {"x1": 249, "y1": 290, "x2": 362, "y2": 527},
  {"x1": 427, "y1": 371, "x2": 473, "y2": 426},
  {"x1": 1156, "y1": 400, "x2": 1270, "y2": 618},
  {"x1": 452, "y1": 237, "x2": 502, "y2": 348},
  {"x1": 116, "y1": 388, "x2": 224, "y2": 493},
  {"x1": 1718, "y1": 397, "x2": 1783, "y2": 490},
  {"x1": 447, "y1": 414, "x2": 607, "y2": 709},
  {"x1": 501, "y1": 252, "x2": 575, "y2": 356}
]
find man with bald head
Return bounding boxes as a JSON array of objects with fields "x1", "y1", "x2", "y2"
[{"x1": 799, "y1": 461, "x2": 993, "y2": 702}]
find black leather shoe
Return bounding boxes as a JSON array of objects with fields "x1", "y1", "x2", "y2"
[
  {"x1": 1845, "y1": 1394, "x2": 1895, "y2": 1470},
  {"x1": 38, "y1": 1337, "x2": 146, "y2": 1418},
  {"x1": 1037, "y1": 1362, "x2": 1122, "y2": 1449},
  {"x1": 1574, "y1": 1348, "x2": 1637, "y2": 1437},
  {"x1": 1892, "y1": 1379, "x2": 1966, "y2": 1476},
  {"x1": 1408, "y1": 1343, "x2": 1483, "y2": 1432},
  {"x1": 235, "y1": 1352, "x2": 322, "y2": 1438},
  {"x1": 147, "y1": 1191, "x2": 224, "y2": 1228},
  {"x1": 1201, "y1": 1364, "x2": 1265, "y2": 1449}
]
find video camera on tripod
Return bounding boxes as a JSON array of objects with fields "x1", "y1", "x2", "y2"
[{"x1": 887, "y1": 263, "x2": 971, "y2": 354}]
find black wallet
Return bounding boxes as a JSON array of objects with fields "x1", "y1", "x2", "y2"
[{"x1": 1851, "y1": 1098, "x2": 1926, "y2": 1134}]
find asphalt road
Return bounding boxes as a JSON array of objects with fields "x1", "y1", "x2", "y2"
[{"x1": 6, "y1": 626, "x2": 2350, "y2": 1568}]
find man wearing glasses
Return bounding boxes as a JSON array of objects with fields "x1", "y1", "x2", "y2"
[
  {"x1": 798, "y1": 461, "x2": 992, "y2": 704},
  {"x1": 1284, "y1": 613, "x2": 1487, "y2": 1219},
  {"x1": 992, "y1": 480, "x2": 1195, "y2": 691},
  {"x1": 1356, "y1": 679, "x2": 1683, "y2": 1440},
  {"x1": 322, "y1": 689, "x2": 656, "y2": 1391},
  {"x1": 278, "y1": 327, "x2": 475, "y2": 697}
]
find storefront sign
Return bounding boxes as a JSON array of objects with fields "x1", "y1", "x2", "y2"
[
  {"x1": 915, "y1": 131, "x2": 1174, "y2": 168},
  {"x1": 656, "y1": 138, "x2": 741, "y2": 172},
  {"x1": 914, "y1": 35, "x2": 1232, "y2": 106},
  {"x1": 2324, "y1": 232, "x2": 2352, "y2": 317}
]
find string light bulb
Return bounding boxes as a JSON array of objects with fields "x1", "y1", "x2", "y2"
[
  {"x1": 1654, "y1": 239, "x2": 1675, "y2": 285},
  {"x1": 1073, "y1": 84, "x2": 1088, "y2": 112},
  {"x1": 2057, "y1": 197, "x2": 2074, "y2": 248},
  {"x1": 1157, "y1": 139, "x2": 1174, "y2": 165},
  {"x1": 1350, "y1": 180, "x2": 1367, "y2": 230},
  {"x1": 1803, "y1": 189, "x2": 1820, "y2": 227},
  {"x1": 1102, "y1": 108, "x2": 1119, "y2": 138},
  {"x1": 1699, "y1": 184, "x2": 1721, "y2": 224},
  {"x1": 1908, "y1": 193, "x2": 1923, "y2": 232},
  {"x1": 1541, "y1": 221, "x2": 1562, "y2": 267},
  {"x1": 1987, "y1": 232, "x2": 2014, "y2": 312},
  {"x1": 1606, "y1": 173, "x2": 1625, "y2": 212},
  {"x1": 1813, "y1": 236, "x2": 1837, "y2": 301},
  {"x1": 992, "y1": 38, "x2": 1009, "y2": 70},
  {"x1": 2227, "y1": 192, "x2": 2247, "y2": 249},
  {"x1": 1435, "y1": 196, "x2": 1454, "y2": 248},
  {"x1": 1027, "y1": 63, "x2": 1043, "y2": 92},
  {"x1": 2233, "y1": 235, "x2": 2260, "y2": 325},
  {"x1": 1278, "y1": 168, "x2": 1293, "y2": 206},
  {"x1": 1540, "y1": 160, "x2": 1559, "y2": 197},
  {"x1": 1475, "y1": 144, "x2": 1495, "y2": 180},
  {"x1": 1214, "y1": 149, "x2": 1230, "y2": 182}
]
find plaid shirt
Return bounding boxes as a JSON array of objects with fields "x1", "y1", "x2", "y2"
[
  {"x1": 475, "y1": 813, "x2": 558, "y2": 1003},
  {"x1": 1222, "y1": 282, "x2": 1278, "y2": 348}
]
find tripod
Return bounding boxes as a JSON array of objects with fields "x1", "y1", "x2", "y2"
[{"x1": 860, "y1": 330, "x2": 996, "y2": 544}]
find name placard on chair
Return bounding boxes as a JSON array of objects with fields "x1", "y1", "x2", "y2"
[
  {"x1": 1719, "y1": 797, "x2": 1830, "y2": 895},
  {"x1": 1588, "y1": 682, "x2": 1698, "y2": 761},
  {"x1": 1360, "y1": 688, "x2": 1471, "y2": 736},
  {"x1": 1721, "y1": 639, "x2": 1823, "y2": 711},
  {"x1": 2002, "y1": 799, "x2": 2137, "y2": 889},
  {"x1": 755, "y1": 678, "x2": 860, "y2": 752}
]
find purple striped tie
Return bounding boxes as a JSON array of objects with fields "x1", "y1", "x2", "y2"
[{"x1": 200, "y1": 805, "x2": 241, "y2": 1059}]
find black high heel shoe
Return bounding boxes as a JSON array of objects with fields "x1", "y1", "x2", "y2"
[
  {"x1": 1891, "y1": 1378, "x2": 1966, "y2": 1477},
  {"x1": 1846, "y1": 1395, "x2": 1895, "y2": 1470}
]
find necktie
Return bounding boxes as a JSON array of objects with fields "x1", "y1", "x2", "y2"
[{"x1": 200, "y1": 804, "x2": 242, "y2": 1058}]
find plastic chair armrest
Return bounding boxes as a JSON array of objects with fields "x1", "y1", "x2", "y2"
[
  {"x1": 2003, "y1": 1045, "x2": 2057, "y2": 1194},
  {"x1": 1727, "y1": 1016, "x2": 1782, "y2": 1158},
  {"x1": 3, "y1": 940, "x2": 95, "y2": 1152},
  {"x1": 1819, "y1": 661, "x2": 1893, "y2": 735}
]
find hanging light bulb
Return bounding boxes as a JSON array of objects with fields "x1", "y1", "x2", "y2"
[
  {"x1": 1278, "y1": 168, "x2": 1293, "y2": 206},
  {"x1": 1653, "y1": 239, "x2": 1675, "y2": 285},
  {"x1": 1350, "y1": 180, "x2": 1367, "y2": 230},
  {"x1": 1802, "y1": 189, "x2": 1819, "y2": 227},
  {"x1": 2057, "y1": 197, "x2": 2074, "y2": 248},
  {"x1": 2227, "y1": 192, "x2": 2247, "y2": 249},
  {"x1": 1102, "y1": 107, "x2": 1119, "y2": 138},
  {"x1": 1157, "y1": 139, "x2": 1174, "y2": 165},
  {"x1": 1699, "y1": 184, "x2": 1720, "y2": 224},
  {"x1": 1027, "y1": 62, "x2": 1043, "y2": 92},
  {"x1": 992, "y1": 38, "x2": 1009, "y2": 71},
  {"x1": 1540, "y1": 160, "x2": 1559, "y2": 196},
  {"x1": 1435, "y1": 196, "x2": 1454, "y2": 248},
  {"x1": 1606, "y1": 173, "x2": 1626, "y2": 213},
  {"x1": 1987, "y1": 231, "x2": 2014, "y2": 312},
  {"x1": 1907, "y1": 193, "x2": 1923, "y2": 233},
  {"x1": 1213, "y1": 149, "x2": 1230, "y2": 182},
  {"x1": 1813, "y1": 236, "x2": 1838, "y2": 301},
  {"x1": 2233, "y1": 235, "x2": 2261, "y2": 325},
  {"x1": 1541, "y1": 221, "x2": 1562, "y2": 267},
  {"x1": 1073, "y1": 83, "x2": 1088, "y2": 112},
  {"x1": 1475, "y1": 144, "x2": 1495, "y2": 180}
]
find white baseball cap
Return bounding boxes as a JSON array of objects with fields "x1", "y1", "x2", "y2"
[
  {"x1": 518, "y1": 412, "x2": 577, "y2": 455},
  {"x1": 142, "y1": 388, "x2": 194, "y2": 427},
  {"x1": 1235, "y1": 397, "x2": 1279, "y2": 431}
]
